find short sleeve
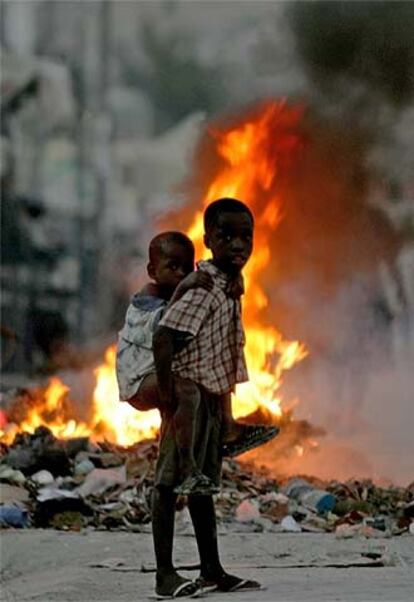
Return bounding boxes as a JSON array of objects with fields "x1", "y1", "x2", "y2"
[{"x1": 159, "y1": 287, "x2": 214, "y2": 337}]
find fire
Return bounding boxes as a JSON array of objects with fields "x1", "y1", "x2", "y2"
[
  {"x1": 1, "y1": 100, "x2": 308, "y2": 448},
  {"x1": 1, "y1": 378, "x2": 91, "y2": 444},
  {"x1": 92, "y1": 346, "x2": 160, "y2": 446},
  {"x1": 0, "y1": 347, "x2": 160, "y2": 446},
  {"x1": 186, "y1": 100, "x2": 308, "y2": 420}
]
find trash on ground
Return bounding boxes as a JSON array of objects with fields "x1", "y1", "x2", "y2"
[{"x1": 0, "y1": 427, "x2": 412, "y2": 533}]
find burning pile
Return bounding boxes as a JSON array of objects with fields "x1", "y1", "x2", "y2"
[
  {"x1": 0, "y1": 426, "x2": 413, "y2": 537},
  {"x1": 1, "y1": 102, "x2": 312, "y2": 454},
  {"x1": 2, "y1": 100, "x2": 408, "y2": 532}
]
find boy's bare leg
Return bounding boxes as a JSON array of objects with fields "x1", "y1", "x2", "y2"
[
  {"x1": 152, "y1": 486, "x2": 197, "y2": 596},
  {"x1": 188, "y1": 494, "x2": 261, "y2": 591},
  {"x1": 187, "y1": 494, "x2": 224, "y2": 579},
  {"x1": 126, "y1": 373, "x2": 159, "y2": 412}
]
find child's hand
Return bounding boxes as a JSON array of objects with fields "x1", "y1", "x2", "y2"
[
  {"x1": 169, "y1": 271, "x2": 213, "y2": 305},
  {"x1": 226, "y1": 273, "x2": 245, "y2": 299},
  {"x1": 178, "y1": 271, "x2": 214, "y2": 293}
]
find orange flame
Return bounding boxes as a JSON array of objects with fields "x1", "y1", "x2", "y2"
[
  {"x1": 1, "y1": 100, "x2": 308, "y2": 448},
  {"x1": 186, "y1": 100, "x2": 308, "y2": 420},
  {"x1": 0, "y1": 347, "x2": 159, "y2": 446}
]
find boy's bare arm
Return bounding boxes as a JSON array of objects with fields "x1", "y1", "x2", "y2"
[
  {"x1": 169, "y1": 272, "x2": 213, "y2": 305},
  {"x1": 153, "y1": 325, "x2": 176, "y2": 408}
]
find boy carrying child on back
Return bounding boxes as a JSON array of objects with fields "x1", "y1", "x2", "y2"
[
  {"x1": 116, "y1": 229, "x2": 277, "y2": 500},
  {"x1": 149, "y1": 198, "x2": 277, "y2": 598}
]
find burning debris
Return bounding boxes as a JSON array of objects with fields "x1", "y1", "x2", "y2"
[
  {"x1": 1, "y1": 100, "x2": 412, "y2": 538},
  {"x1": 0, "y1": 425, "x2": 413, "y2": 537}
]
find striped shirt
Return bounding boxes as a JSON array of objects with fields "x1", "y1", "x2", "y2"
[{"x1": 158, "y1": 260, "x2": 248, "y2": 394}]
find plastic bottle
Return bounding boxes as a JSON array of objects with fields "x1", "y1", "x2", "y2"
[{"x1": 283, "y1": 478, "x2": 336, "y2": 514}]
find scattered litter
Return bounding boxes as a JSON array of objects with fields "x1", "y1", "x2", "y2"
[
  {"x1": 283, "y1": 478, "x2": 336, "y2": 514},
  {"x1": 0, "y1": 465, "x2": 26, "y2": 485},
  {"x1": 37, "y1": 486, "x2": 79, "y2": 502},
  {"x1": 235, "y1": 499, "x2": 260, "y2": 522},
  {"x1": 76, "y1": 465, "x2": 127, "y2": 497},
  {"x1": 0, "y1": 505, "x2": 29, "y2": 527},
  {"x1": 31, "y1": 469, "x2": 54, "y2": 485},
  {"x1": 281, "y1": 515, "x2": 302, "y2": 532},
  {"x1": 0, "y1": 483, "x2": 30, "y2": 504},
  {"x1": 50, "y1": 511, "x2": 84, "y2": 531},
  {"x1": 74, "y1": 459, "x2": 95, "y2": 476},
  {"x1": 335, "y1": 523, "x2": 389, "y2": 539},
  {"x1": 0, "y1": 427, "x2": 412, "y2": 533}
]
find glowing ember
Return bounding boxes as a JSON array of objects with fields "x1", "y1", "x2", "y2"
[{"x1": 1, "y1": 100, "x2": 309, "y2": 450}]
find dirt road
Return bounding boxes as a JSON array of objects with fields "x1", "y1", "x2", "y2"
[{"x1": 1, "y1": 529, "x2": 413, "y2": 601}]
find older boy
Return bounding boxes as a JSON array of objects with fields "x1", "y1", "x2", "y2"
[{"x1": 151, "y1": 198, "x2": 269, "y2": 598}]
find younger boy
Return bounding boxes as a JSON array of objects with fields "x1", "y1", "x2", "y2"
[
  {"x1": 117, "y1": 231, "x2": 217, "y2": 495},
  {"x1": 151, "y1": 198, "x2": 275, "y2": 598}
]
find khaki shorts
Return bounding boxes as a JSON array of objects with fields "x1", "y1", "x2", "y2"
[{"x1": 155, "y1": 383, "x2": 223, "y2": 489}]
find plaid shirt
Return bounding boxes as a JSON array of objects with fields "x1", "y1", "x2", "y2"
[{"x1": 158, "y1": 260, "x2": 248, "y2": 394}]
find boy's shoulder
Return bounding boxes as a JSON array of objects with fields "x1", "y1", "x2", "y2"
[
  {"x1": 119, "y1": 293, "x2": 166, "y2": 345},
  {"x1": 122, "y1": 291, "x2": 166, "y2": 327},
  {"x1": 197, "y1": 260, "x2": 228, "y2": 288}
]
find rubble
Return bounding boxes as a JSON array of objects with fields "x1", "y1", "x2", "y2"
[
  {"x1": 0, "y1": 426, "x2": 413, "y2": 535},
  {"x1": 0, "y1": 505, "x2": 29, "y2": 527}
]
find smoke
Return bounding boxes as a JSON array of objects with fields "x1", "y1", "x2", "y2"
[
  {"x1": 265, "y1": 112, "x2": 414, "y2": 485},
  {"x1": 166, "y1": 100, "x2": 414, "y2": 485},
  {"x1": 277, "y1": 2, "x2": 414, "y2": 485},
  {"x1": 288, "y1": 1, "x2": 414, "y2": 108},
  {"x1": 127, "y1": 3, "x2": 414, "y2": 484}
]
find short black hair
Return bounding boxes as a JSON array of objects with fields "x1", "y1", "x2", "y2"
[
  {"x1": 203, "y1": 198, "x2": 254, "y2": 233},
  {"x1": 149, "y1": 231, "x2": 194, "y2": 264}
]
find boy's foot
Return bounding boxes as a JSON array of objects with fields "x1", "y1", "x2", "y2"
[
  {"x1": 222, "y1": 424, "x2": 280, "y2": 457},
  {"x1": 174, "y1": 470, "x2": 220, "y2": 496},
  {"x1": 155, "y1": 574, "x2": 202, "y2": 599},
  {"x1": 197, "y1": 572, "x2": 262, "y2": 593}
]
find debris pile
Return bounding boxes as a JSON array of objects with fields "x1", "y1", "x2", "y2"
[{"x1": 0, "y1": 427, "x2": 413, "y2": 537}]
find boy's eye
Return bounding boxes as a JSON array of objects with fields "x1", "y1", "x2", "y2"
[{"x1": 169, "y1": 263, "x2": 178, "y2": 270}]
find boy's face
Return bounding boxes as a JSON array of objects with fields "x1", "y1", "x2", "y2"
[
  {"x1": 148, "y1": 242, "x2": 194, "y2": 295},
  {"x1": 205, "y1": 211, "x2": 254, "y2": 275}
]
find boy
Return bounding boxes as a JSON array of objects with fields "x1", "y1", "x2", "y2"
[
  {"x1": 117, "y1": 231, "x2": 218, "y2": 495},
  {"x1": 151, "y1": 198, "x2": 274, "y2": 598},
  {"x1": 117, "y1": 231, "x2": 277, "y2": 500}
]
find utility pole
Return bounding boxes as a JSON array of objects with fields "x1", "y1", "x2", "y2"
[{"x1": 75, "y1": 0, "x2": 113, "y2": 343}]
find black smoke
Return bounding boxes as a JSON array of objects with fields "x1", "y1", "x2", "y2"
[{"x1": 288, "y1": 1, "x2": 414, "y2": 107}]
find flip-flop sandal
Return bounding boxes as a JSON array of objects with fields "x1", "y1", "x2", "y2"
[
  {"x1": 198, "y1": 573, "x2": 263, "y2": 593},
  {"x1": 155, "y1": 578, "x2": 202, "y2": 599},
  {"x1": 217, "y1": 573, "x2": 263, "y2": 593},
  {"x1": 222, "y1": 425, "x2": 280, "y2": 458},
  {"x1": 174, "y1": 472, "x2": 220, "y2": 496}
]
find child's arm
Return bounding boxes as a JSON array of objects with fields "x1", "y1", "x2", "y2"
[
  {"x1": 152, "y1": 325, "x2": 176, "y2": 409},
  {"x1": 169, "y1": 271, "x2": 213, "y2": 305}
]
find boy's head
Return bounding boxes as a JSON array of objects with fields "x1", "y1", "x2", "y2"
[
  {"x1": 204, "y1": 198, "x2": 254, "y2": 275},
  {"x1": 148, "y1": 232, "x2": 194, "y2": 296}
]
